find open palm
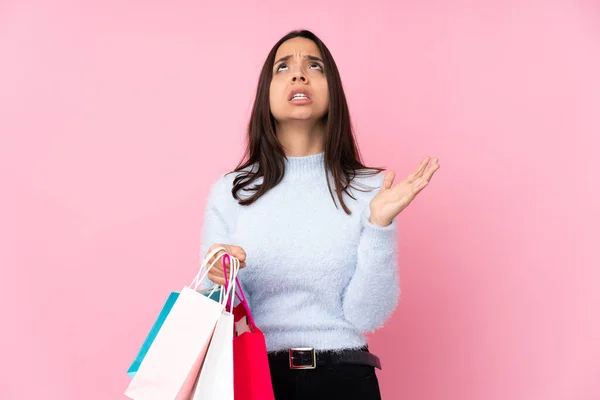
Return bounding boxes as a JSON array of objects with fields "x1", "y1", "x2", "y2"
[{"x1": 369, "y1": 156, "x2": 440, "y2": 226}]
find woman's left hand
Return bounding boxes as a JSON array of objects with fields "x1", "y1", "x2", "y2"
[{"x1": 369, "y1": 156, "x2": 440, "y2": 227}]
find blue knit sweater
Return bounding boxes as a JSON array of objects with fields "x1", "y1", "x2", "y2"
[{"x1": 199, "y1": 152, "x2": 399, "y2": 351}]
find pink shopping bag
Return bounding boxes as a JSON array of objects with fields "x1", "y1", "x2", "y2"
[{"x1": 232, "y1": 279, "x2": 275, "y2": 400}]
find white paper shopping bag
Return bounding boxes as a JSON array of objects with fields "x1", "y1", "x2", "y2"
[
  {"x1": 125, "y1": 247, "x2": 234, "y2": 400},
  {"x1": 191, "y1": 253, "x2": 240, "y2": 400},
  {"x1": 191, "y1": 310, "x2": 235, "y2": 400}
]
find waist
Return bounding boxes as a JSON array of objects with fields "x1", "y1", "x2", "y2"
[
  {"x1": 261, "y1": 327, "x2": 367, "y2": 352},
  {"x1": 268, "y1": 346, "x2": 382, "y2": 370}
]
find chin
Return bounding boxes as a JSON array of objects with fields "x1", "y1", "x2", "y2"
[
  {"x1": 290, "y1": 111, "x2": 316, "y2": 120},
  {"x1": 272, "y1": 106, "x2": 328, "y2": 122},
  {"x1": 291, "y1": 108, "x2": 328, "y2": 121}
]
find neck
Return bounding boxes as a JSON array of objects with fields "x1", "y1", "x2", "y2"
[{"x1": 275, "y1": 119, "x2": 325, "y2": 157}]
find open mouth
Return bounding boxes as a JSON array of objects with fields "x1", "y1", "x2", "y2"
[
  {"x1": 290, "y1": 93, "x2": 310, "y2": 101},
  {"x1": 288, "y1": 88, "x2": 312, "y2": 102}
]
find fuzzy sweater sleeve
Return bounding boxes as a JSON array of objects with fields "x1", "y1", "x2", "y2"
[
  {"x1": 341, "y1": 191, "x2": 400, "y2": 333},
  {"x1": 197, "y1": 176, "x2": 233, "y2": 292}
]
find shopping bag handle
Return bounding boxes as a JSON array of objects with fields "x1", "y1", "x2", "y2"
[
  {"x1": 221, "y1": 254, "x2": 240, "y2": 312},
  {"x1": 219, "y1": 254, "x2": 256, "y2": 328},
  {"x1": 191, "y1": 246, "x2": 232, "y2": 290},
  {"x1": 234, "y1": 277, "x2": 256, "y2": 328}
]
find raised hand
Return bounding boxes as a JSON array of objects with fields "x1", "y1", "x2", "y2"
[{"x1": 369, "y1": 157, "x2": 440, "y2": 227}]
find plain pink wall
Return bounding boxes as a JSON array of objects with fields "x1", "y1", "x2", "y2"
[{"x1": 1, "y1": 1, "x2": 599, "y2": 399}]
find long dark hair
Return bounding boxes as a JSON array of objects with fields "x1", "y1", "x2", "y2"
[{"x1": 231, "y1": 29, "x2": 383, "y2": 214}]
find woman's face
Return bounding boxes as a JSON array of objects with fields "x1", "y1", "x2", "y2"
[{"x1": 269, "y1": 37, "x2": 329, "y2": 123}]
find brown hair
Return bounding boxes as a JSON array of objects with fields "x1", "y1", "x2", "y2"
[{"x1": 230, "y1": 29, "x2": 383, "y2": 214}]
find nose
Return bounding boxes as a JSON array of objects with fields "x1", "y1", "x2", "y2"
[{"x1": 291, "y1": 73, "x2": 307, "y2": 83}]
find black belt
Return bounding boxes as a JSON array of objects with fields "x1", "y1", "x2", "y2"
[{"x1": 268, "y1": 347, "x2": 382, "y2": 370}]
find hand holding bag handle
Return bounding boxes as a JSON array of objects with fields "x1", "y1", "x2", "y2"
[
  {"x1": 221, "y1": 254, "x2": 240, "y2": 312},
  {"x1": 215, "y1": 251, "x2": 254, "y2": 325},
  {"x1": 190, "y1": 246, "x2": 236, "y2": 292},
  {"x1": 125, "y1": 247, "x2": 239, "y2": 400},
  {"x1": 218, "y1": 253, "x2": 256, "y2": 327}
]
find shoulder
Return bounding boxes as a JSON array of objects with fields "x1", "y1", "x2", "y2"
[
  {"x1": 208, "y1": 163, "x2": 259, "y2": 202},
  {"x1": 207, "y1": 173, "x2": 234, "y2": 200}
]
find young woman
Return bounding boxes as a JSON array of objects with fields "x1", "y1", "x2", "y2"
[{"x1": 200, "y1": 29, "x2": 439, "y2": 400}]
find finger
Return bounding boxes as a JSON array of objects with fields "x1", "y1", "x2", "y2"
[
  {"x1": 207, "y1": 251, "x2": 228, "y2": 273},
  {"x1": 217, "y1": 251, "x2": 241, "y2": 275},
  {"x1": 207, "y1": 244, "x2": 226, "y2": 259},
  {"x1": 227, "y1": 245, "x2": 247, "y2": 262},
  {"x1": 209, "y1": 262, "x2": 225, "y2": 278},
  {"x1": 208, "y1": 269, "x2": 223, "y2": 282},
  {"x1": 408, "y1": 157, "x2": 431, "y2": 181},
  {"x1": 227, "y1": 257, "x2": 246, "y2": 270},
  {"x1": 409, "y1": 177, "x2": 429, "y2": 195},
  {"x1": 423, "y1": 158, "x2": 440, "y2": 182},
  {"x1": 214, "y1": 251, "x2": 228, "y2": 268},
  {"x1": 412, "y1": 161, "x2": 439, "y2": 193},
  {"x1": 380, "y1": 171, "x2": 395, "y2": 192}
]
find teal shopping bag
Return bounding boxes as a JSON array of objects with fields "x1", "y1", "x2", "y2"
[
  {"x1": 127, "y1": 292, "x2": 179, "y2": 378},
  {"x1": 126, "y1": 287, "x2": 223, "y2": 378}
]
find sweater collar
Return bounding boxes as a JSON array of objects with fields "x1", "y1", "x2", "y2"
[{"x1": 284, "y1": 152, "x2": 326, "y2": 181}]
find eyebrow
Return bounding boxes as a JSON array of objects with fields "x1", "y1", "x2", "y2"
[{"x1": 274, "y1": 54, "x2": 324, "y2": 66}]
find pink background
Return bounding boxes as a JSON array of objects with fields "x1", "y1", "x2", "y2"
[{"x1": 1, "y1": 1, "x2": 599, "y2": 399}]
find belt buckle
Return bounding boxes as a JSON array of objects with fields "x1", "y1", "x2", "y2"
[{"x1": 289, "y1": 347, "x2": 316, "y2": 370}]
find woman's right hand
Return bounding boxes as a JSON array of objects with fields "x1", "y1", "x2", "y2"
[{"x1": 205, "y1": 243, "x2": 247, "y2": 286}]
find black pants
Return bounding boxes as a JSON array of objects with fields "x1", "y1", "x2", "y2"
[{"x1": 268, "y1": 352, "x2": 382, "y2": 400}]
